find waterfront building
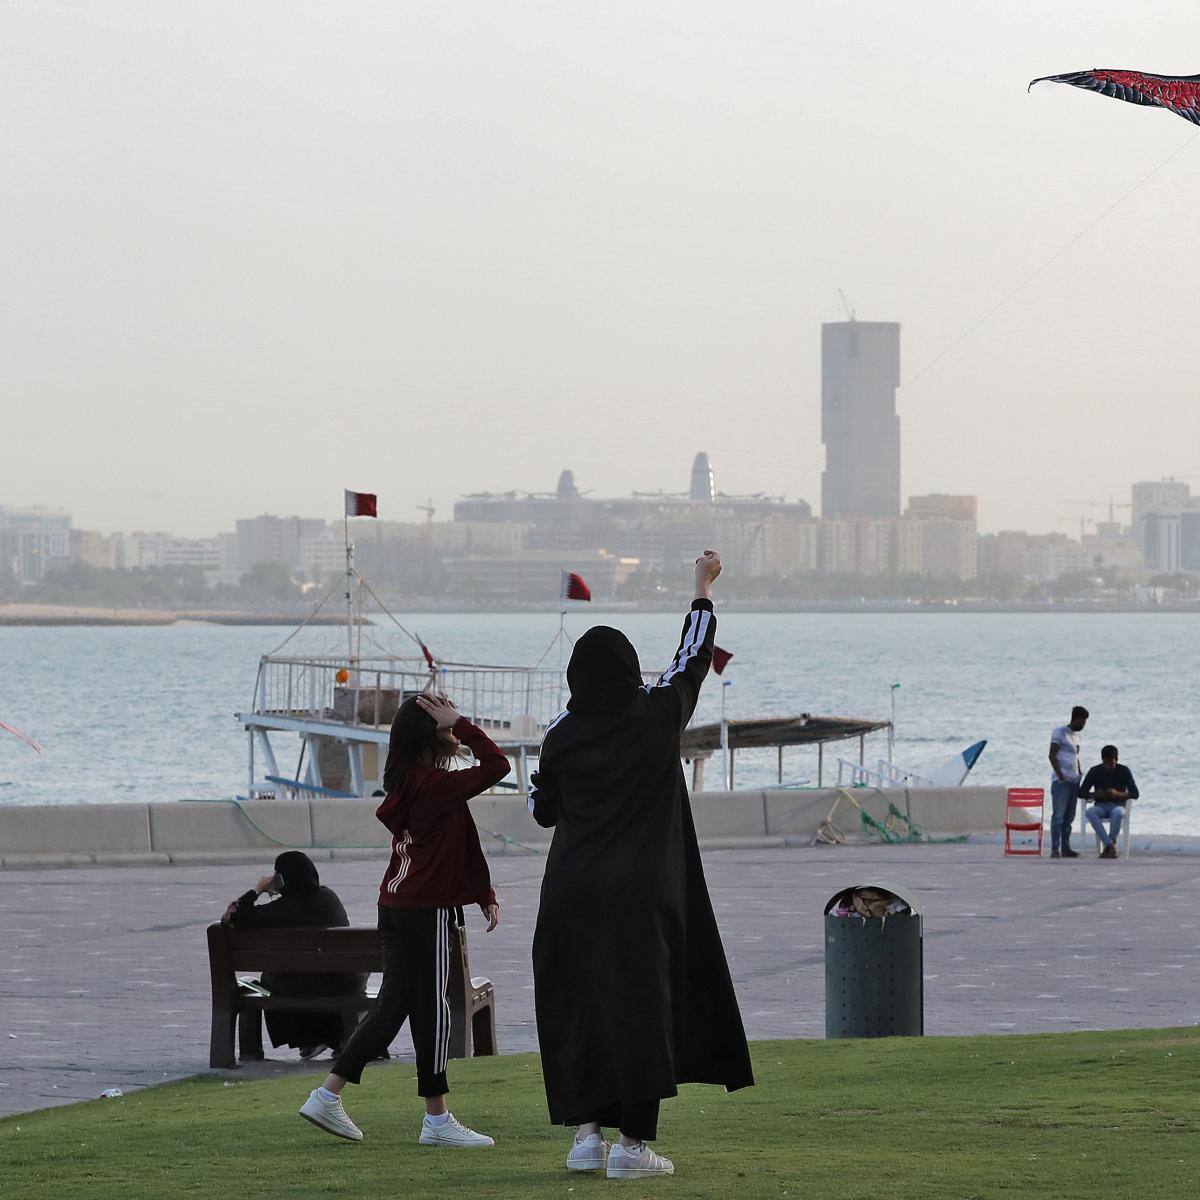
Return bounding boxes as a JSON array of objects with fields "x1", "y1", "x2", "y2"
[
  {"x1": 69, "y1": 529, "x2": 119, "y2": 570},
  {"x1": 1132, "y1": 480, "x2": 1191, "y2": 562},
  {"x1": 977, "y1": 531, "x2": 1030, "y2": 578},
  {"x1": 0, "y1": 505, "x2": 71, "y2": 584},
  {"x1": 818, "y1": 517, "x2": 894, "y2": 576},
  {"x1": 902, "y1": 495, "x2": 978, "y2": 581},
  {"x1": 356, "y1": 519, "x2": 528, "y2": 584},
  {"x1": 234, "y1": 514, "x2": 327, "y2": 574},
  {"x1": 821, "y1": 320, "x2": 901, "y2": 518},
  {"x1": 1021, "y1": 533, "x2": 1095, "y2": 582},
  {"x1": 453, "y1": 453, "x2": 813, "y2": 574},
  {"x1": 1141, "y1": 507, "x2": 1200, "y2": 575},
  {"x1": 441, "y1": 548, "x2": 637, "y2": 603}
]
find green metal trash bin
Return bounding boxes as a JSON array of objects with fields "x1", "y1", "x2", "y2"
[{"x1": 824, "y1": 883, "x2": 923, "y2": 1038}]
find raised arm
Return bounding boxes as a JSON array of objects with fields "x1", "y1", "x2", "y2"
[
  {"x1": 423, "y1": 716, "x2": 512, "y2": 805},
  {"x1": 646, "y1": 550, "x2": 721, "y2": 728}
]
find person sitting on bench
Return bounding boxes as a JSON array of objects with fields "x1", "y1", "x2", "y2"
[
  {"x1": 222, "y1": 851, "x2": 364, "y2": 1058},
  {"x1": 1079, "y1": 745, "x2": 1139, "y2": 860}
]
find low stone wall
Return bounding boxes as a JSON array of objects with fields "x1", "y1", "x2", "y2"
[{"x1": 0, "y1": 785, "x2": 1007, "y2": 868}]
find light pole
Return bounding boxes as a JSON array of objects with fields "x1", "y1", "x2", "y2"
[{"x1": 720, "y1": 680, "x2": 732, "y2": 790}]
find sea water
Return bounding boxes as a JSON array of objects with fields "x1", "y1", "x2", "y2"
[{"x1": 0, "y1": 612, "x2": 1195, "y2": 833}]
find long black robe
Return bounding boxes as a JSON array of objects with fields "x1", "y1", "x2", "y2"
[
  {"x1": 226, "y1": 852, "x2": 365, "y2": 1051},
  {"x1": 531, "y1": 599, "x2": 754, "y2": 1124}
]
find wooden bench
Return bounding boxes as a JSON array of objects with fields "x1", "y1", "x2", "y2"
[{"x1": 207, "y1": 923, "x2": 496, "y2": 1069}]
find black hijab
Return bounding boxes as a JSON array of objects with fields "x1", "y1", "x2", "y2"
[
  {"x1": 274, "y1": 851, "x2": 321, "y2": 895},
  {"x1": 566, "y1": 626, "x2": 643, "y2": 717}
]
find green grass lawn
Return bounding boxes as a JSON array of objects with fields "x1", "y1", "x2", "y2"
[{"x1": 4, "y1": 1029, "x2": 1198, "y2": 1200}]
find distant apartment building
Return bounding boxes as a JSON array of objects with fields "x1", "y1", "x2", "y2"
[
  {"x1": 978, "y1": 531, "x2": 1032, "y2": 577},
  {"x1": 0, "y1": 505, "x2": 71, "y2": 583},
  {"x1": 70, "y1": 529, "x2": 119, "y2": 570},
  {"x1": 758, "y1": 515, "x2": 820, "y2": 577},
  {"x1": 1022, "y1": 534, "x2": 1095, "y2": 582},
  {"x1": 1142, "y1": 507, "x2": 1200, "y2": 574},
  {"x1": 900, "y1": 495, "x2": 977, "y2": 581},
  {"x1": 819, "y1": 517, "x2": 894, "y2": 576},
  {"x1": 821, "y1": 320, "x2": 901, "y2": 518},
  {"x1": 1131, "y1": 480, "x2": 1190, "y2": 532},
  {"x1": 234, "y1": 515, "x2": 327, "y2": 574},
  {"x1": 816, "y1": 496, "x2": 976, "y2": 581},
  {"x1": 441, "y1": 549, "x2": 637, "y2": 603},
  {"x1": 356, "y1": 520, "x2": 528, "y2": 584}
]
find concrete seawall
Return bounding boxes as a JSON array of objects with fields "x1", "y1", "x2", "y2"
[{"x1": 0, "y1": 786, "x2": 1006, "y2": 868}]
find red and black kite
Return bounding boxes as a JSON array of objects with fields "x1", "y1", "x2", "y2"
[{"x1": 1029, "y1": 68, "x2": 1200, "y2": 125}]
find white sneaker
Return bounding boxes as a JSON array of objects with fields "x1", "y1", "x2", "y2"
[
  {"x1": 566, "y1": 1132, "x2": 609, "y2": 1170},
  {"x1": 418, "y1": 1112, "x2": 495, "y2": 1148},
  {"x1": 299, "y1": 1089, "x2": 363, "y2": 1141},
  {"x1": 607, "y1": 1141, "x2": 674, "y2": 1179}
]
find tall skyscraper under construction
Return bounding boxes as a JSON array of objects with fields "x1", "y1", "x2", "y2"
[{"x1": 821, "y1": 320, "x2": 901, "y2": 517}]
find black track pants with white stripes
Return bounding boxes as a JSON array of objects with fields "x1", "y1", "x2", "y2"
[{"x1": 332, "y1": 905, "x2": 454, "y2": 1096}]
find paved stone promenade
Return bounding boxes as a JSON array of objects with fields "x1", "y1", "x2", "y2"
[{"x1": 3, "y1": 843, "x2": 1199, "y2": 1116}]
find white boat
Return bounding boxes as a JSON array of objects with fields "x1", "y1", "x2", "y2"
[{"x1": 835, "y1": 740, "x2": 987, "y2": 789}]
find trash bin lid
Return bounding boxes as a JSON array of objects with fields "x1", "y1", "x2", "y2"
[{"x1": 824, "y1": 882, "x2": 921, "y2": 916}]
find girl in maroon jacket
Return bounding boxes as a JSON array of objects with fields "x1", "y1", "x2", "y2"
[{"x1": 299, "y1": 693, "x2": 509, "y2": 1147}]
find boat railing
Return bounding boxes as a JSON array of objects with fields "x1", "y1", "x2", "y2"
[{"x1": 252, "y1": 654, "x2": 578, "y2": 738}]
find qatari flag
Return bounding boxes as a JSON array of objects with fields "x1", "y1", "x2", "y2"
[
  {"x1": 560, "y1": 571, "x2": 591, "y2": 602},
  {"x1": 712, "y1": 645, "x2": 733, "y2": 675},
  {"x1": 344, "y1": 489, "x2": 377, "y2": 518}
]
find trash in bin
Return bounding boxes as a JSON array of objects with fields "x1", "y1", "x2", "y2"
[
  {"x1": 824, "y1": 883, "x2": 923, "y2": 1039},
  {"x1": 827, "y1": 885, "x2": 912, "y2": 925}
]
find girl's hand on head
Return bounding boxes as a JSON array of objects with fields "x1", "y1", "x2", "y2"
[
  {"x1": 484, "y1": 903, "x2": 500, "y2": 933},
  {"x1": 416, "y1": 693, "x2": 459, "y2": 730}
]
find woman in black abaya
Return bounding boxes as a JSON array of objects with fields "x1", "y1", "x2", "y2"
[
  {"x1": 223, "y1": 851, "x2": 365, "y2": 1058},
  {"x1": 531, "y1": 550, "x2": 753, "y2": 1180}
]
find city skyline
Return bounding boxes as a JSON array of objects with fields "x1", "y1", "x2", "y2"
[{"x1": 5, "y1": 4, "x2": 1200, "y2": 538}]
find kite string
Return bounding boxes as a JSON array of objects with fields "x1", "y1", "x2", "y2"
[
  {"x1": 899, "y1": 128, "x2": 1200, "y2": 395},
  {"x1": 771, "y1": 129, "x2": 1199, "y2": 501}
]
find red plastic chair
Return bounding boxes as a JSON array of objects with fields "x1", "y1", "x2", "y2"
[{"x1": 1004, "y1": 787, "x2": 1045, "y2": 856}]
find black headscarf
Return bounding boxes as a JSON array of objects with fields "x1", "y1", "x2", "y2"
[
  {"x1": 566, "y1": 626, "x2": 643, "y2": 717},
  {"x1": 274, "y1": 851, "x2": 320, "y2": 895}
]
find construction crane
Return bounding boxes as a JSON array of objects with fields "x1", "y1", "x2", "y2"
[
  {"x1": 416, "y1": 498, "x2": 435, "y2": 523},
  {"x1": 837, "y1": 289, "x2": 856, "y2": 322},
  {"x1": 1060, "y1": 497, "x2": 1132, "y2": 526}
]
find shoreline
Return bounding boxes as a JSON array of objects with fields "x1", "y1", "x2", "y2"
[
  {"x1": 1, "y1": 601, "x2": 1199, "y2": 625},
  {"x1": 0, "y1": 605, "x2": 354, "y2": 627}
]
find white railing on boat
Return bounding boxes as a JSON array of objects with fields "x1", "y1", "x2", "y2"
[{"x1": 251, "y1": 655, "x2": 573, "y2": 738}]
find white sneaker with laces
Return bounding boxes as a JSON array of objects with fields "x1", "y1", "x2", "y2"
[
  {"x1": 299, "y1": 1089, "x2": 363, "y2": 1141},
  {"x1": 418, "y1": 1112, "x2": 495, "y2": 1148},
  {"x1": 607, "y1": 1141, "x2": 674, "y2": 1179},
  {"x1": 566, "y1": 1132, "x2": 609, "y2": 1170}
]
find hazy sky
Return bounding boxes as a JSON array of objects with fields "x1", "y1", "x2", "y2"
[{"x1": 4, "y1": 2, "x2": 1200, "y2": 538}]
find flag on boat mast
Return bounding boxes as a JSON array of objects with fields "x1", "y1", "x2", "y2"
[
  {"x1": 712, "y1": 645, "x2": 733, "y2": 675},
  {"x1": 344, "y1": 490, "x2": 377, "y2": 518},
  {"x1": 560, "y1": 571, "x2": 591, "y2": 602}
]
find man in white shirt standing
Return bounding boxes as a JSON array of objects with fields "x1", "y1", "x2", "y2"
[{"x1": 1048, "y1": 706, "x2": 1088, "y2": 859}]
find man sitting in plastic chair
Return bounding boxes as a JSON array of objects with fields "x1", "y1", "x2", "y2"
[{"x1": 1079, "y1": 745, "x2": 1139, "y2": 860}]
